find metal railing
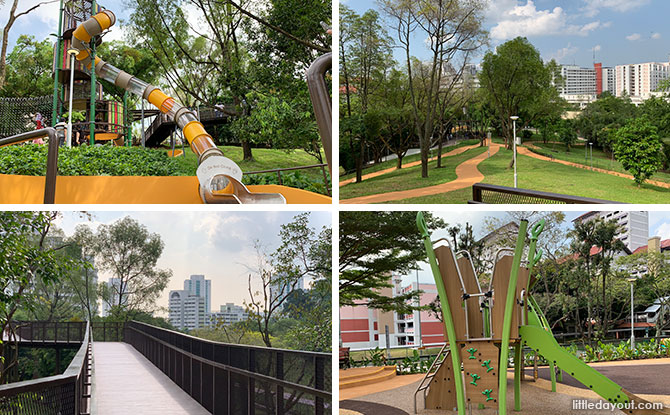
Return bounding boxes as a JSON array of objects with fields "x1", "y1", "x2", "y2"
[
  {"x1": 0, "y1": 321, "x2": 92, "y2": 415},
  {"x1": 470, "y1": 182, "x2": 623, "y2": 204},
  {"x1": 306, "y1": 53, "x2": 332, "y2": 176},
  {"x1": 246, "y1": 163, "x2": 331, "y2": 196},
  {"x1": 9, "y1": 321, "x2": 87, "y2": 345},
  {"x1": 124, "y1": 321, "x2": 332, "y2": 414},
  {"x1": 0, "y1": 127, "x2": 61, "y2": 203}
]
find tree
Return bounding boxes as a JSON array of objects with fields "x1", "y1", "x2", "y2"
[
  {"x1": 382, "y1": 0, "x2": 487, "y2": 178},
  {"x1": 95, "y1": 41, "x2": 160, "y2": 104},
  {"x1": 0, "y1": 212, "x2": 81, "y2": 383},
  {"x1": 246, "y1": 213, "x2": 330, "y2": 348},
  {"x1": 613, "y1": 118, "x2": 663, "y2": 186},
  {"x1": 91, "y1": 216, "x2": 172, "y2": 320},
  {"x1": 339, "y1": 211, "x2": 446, "y2": 312},
  {"x1": 0, "y1": 0, "x2": 56, "y2": 88},
  {"x1": 557, "y1": 118, "x2": 577, "y2": 151},
  {"x1": 479, "y1": 37, "x2": 565, "y2": 151},
  {"x1": 576, "y1": 92, "x2": 636, "y2": 152},
  {"x1": 0, "y1": 35, "x2": 53, "y2": 97}
]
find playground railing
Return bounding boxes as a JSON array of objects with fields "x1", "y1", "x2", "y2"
[
  {"x1": 306, "y1": 52, "x2": 332, "y2": 176},
  {"x1": 470, "y1": 183, "x2": 623, "y2": 204},
  {"x1": 246, "y1": 163, "x2": 331, "y2": 196},
  {"x1": 0, "y1": 321, "x2": 91, "y2": 415},
  {"x1": 0, "y1": 127, "x2": 60, "y2": 203}
]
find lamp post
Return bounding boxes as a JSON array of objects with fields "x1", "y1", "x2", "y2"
[
  {"x1": 589, "y1": 142, "x2": 594, "y2": 170},
  {"x1": 511, "y1": 116, "x2": 519, "y2": 187},
  {"x1": 627, "y1": 277, "x2": 636, "y2": 351},
  {"x1": 66, "y1": 48, "x2": 79, "y2": 147}
]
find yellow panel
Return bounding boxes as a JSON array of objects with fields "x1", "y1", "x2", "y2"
[
  {"x1": 147, "y1": 89, "x2": 170, "y2": 112},
  {"x1": 93, "y1": 12, "x2": 112, "y2": 30},
  {"x1": 0, "y1": 175, "x2": 331, "y2": 204}
]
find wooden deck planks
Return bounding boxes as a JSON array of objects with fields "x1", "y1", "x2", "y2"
[{"x1": 93, "y1": 342, "x2": 209, "y2": 415}]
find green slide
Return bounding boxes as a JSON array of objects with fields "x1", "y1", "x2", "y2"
[{"x1": 520, "y1": 305, "x2": 667, "y2": 413}]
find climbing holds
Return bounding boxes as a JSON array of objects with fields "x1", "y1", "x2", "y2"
[
  {"x1": 470, "y1": 373, "x2": 481, "y2": 386},
  {"x1": 482, "y1": 389, "x2": 494, "y2": 402},
  {"x1": 482, "y1": 359, "x2": 494, "y2": 373},
  {"x1": 467, "y1": 347, "x2": 478, "y2": 359}
]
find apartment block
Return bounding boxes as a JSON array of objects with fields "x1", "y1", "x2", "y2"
[{"x1": 573, "y1": 211, "x2": 649, "y2": 252}]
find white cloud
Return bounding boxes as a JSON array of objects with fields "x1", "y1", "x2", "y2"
[
  {"x1": 655, "y1": 222, "x2": 670, "y2": 240},
  {"x1": 626, "y1": 33, "x2": 642, "y2": 41},
  {"x1": 652, "y1": 33, "x2": 662, "y2": 40},
  {"x1": 582, "y1": 0, "x2": 651, "y2": 17},
  {"x1": 490, "y1": 1, "x2": 605, "y2": 40},
  {"x1": 593, "y1": 44, "x2": 602, "y2": 52},
  {"x1": 550, "y1": 43, "x2": 578, "y2": 62}
]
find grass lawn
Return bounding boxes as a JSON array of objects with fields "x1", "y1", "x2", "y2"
[
  {"x1": 164, "y1": 145, "x2": 327, "y2": 183},
  {"x1": 340, "y1": 146, "x2": 487, "y2": 199},
  {"x1": 339, "y1": 139, "x2": 480, "y2": 181},
  {"x1": 384, "y1": 187, "x2": 473, "y2": 204},
  {"x1": 479, "y1": 149, "x2": 670, "y2": 203},
  {"x1": 530, "y1": 142, "x2": 670, "y2": 184}
]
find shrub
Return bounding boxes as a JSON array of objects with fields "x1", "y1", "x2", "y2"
[
  {"x1": 0, "y1": 144, "x2": 192, "y2": 176},
  {"x1": 613, "y1": 118, "x2": 663, "y2": 185},
  {"x1": 242, "y1": 171, "x2": 331, "y2": 195}
]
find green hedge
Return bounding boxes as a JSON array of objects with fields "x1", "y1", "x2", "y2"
[
  {"x1": 0, "y1": 144, "x2": 193, "y2": 176},
  {"x1": 243, "y1": 170, "x2": 331, "y2": 195}
]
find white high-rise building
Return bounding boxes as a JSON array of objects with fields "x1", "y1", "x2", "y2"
[
  {"x1": 558, "y1": 65, "x2": 597, "y2": 108},
  {"x1": 615, "y1": 61, "x2": 670, "y2": 99},
  {"x1": 168, "y1": 290, "x2": 207, "y2": 331},
  {"x1": 206, "y1": 303, "x2": 248, "y2": 327},
  {"x1": 184, "y1": 274, "x2": 211, "y2": 313},
  {"x1": 573, "y1": 211, "x2": 649, "y2": 252}
]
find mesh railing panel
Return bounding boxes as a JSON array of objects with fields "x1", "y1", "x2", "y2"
[
  {"x1": 0, "y1": 96, "x2": 53, "y2": 138},
  {"x1": 125, "y1": 321, "x2": 332, "y2": 415},
  {"x1": 0, "y1": 379, "x2": 75, "y2": 415},
  {"x1": 480, "y1": 190, "x2": 565, "y2": 204}
]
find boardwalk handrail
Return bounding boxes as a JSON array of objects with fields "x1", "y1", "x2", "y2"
[
  {"x1": 470, "y1": 182, "x2": 624, "y2": 204},
  {"x1": 0, "y1": 321, "x2": 92, "y2": 415},
  {"x1": 124, "y1": 320, "x2": 332, "y2": 414},
  {"x1": 0, "y1": 127, "x2": 61, "y2": 203}
]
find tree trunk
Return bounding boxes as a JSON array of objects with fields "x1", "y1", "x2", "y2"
[
  {"x1": 396, "y1": 155, "x2": 403, "y2": 169},
  {"x1": 242, "y1": 139, "x2": 253, "y2": 161},
  {"x1": 436, "y1": 134, "x2": 443, "y2": 168},
  {"x1": 356, "y1": 140, "x2": 365, "y2": 182},
  {"x1": 0, "y1": 0, "x2": 20, "y2": 88}
]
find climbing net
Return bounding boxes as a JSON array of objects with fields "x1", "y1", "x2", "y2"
[{"x1": 0, "y1": 96, "x2": 53, "y2": 138}]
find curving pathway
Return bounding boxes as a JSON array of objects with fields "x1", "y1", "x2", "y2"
[
  {"x1": 339, "y1": 143, "x2": 481, "y2": 187},
  {"x1": 521, "y1": 143, "x2": 670, "y2": 189},
  {"x1": 341, "y1": 143, "x2": 501, "y2": 204}
]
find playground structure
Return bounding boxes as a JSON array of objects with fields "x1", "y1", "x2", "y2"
[
  {"x1": 0, "y1": 1, "x2": 332, "y2": 204},
  {"x1": 415, "y1": 212, "x2": 669, "y2": 415}
]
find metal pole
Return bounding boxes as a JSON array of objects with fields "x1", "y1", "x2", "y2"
[
  {"x1": 66, "y1": 50, "x2": 77, "y2": 147},
  {"x1": 590, "y1": 143, "x2": 593, "y2": 170},
  {"x1": 513, "y1": 119, "x2": 518, "y2": 188},
  {"x1": 141, "y1": 100, "x2": 145, "y2": 147},
  {"x1": 88, "y1": 1, "x2": 97, "y2": 145},
  {"x1": 51, "y1": 0, "x2": 64, "y2": 126},
  {"x1": 416, "y1": 270, "x2": 422, "y2": 349},
  {"x1": 630, "y1": 281, "x2": 635, "y2": 351}
]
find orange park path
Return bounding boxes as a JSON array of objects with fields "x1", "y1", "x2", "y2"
[
  {"x1": 521, "y1": 143, "x2": 670, "y2": 189},
  {"x1": 342, "y1": 142, "x2": 501, "y2": 204},
  {"x1": 339, "y1": 142, "x2": 481, "y2": 186}
]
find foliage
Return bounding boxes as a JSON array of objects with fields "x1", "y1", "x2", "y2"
[
  {"x1": 0, "y1": 144, "x2": 192, "y2": 176},
  {"x1": 1, "y1": 35, "x2": 53, "y2": 97},
  {"x1": 613, "y1": 118, "x2": 663, "y2": 185},
  {"x1": 96, "y1": 41, "x2": 160, "y2": 104},
  {"x1": 339, "y1": 211, "x2": 446, "y2": 312},
  {"x1": 62, "y1": 110, "x2": 86, "y2": 123},
  {"x1": 243, "y1": 170, "x2": 330, "y2": 195},
  {"x1": 479, "y1": 37, "x2": 565, "y2": 149},
  {"x1": 396, "y1": 350, "x2": 436, "y2": 374},
  {"x1": 557, "y1": 119, "x2": 577, "y2": 151},
  {"x1": 575, "y1": 92, "x2": 636, "y2": 152},
  {"x1": 89, "y1": 216, "x2": 172, "y2": 320}
]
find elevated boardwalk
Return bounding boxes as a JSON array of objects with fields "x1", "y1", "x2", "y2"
[{"x1": 93, "y1": 342, "x2": 208, "y2": 415}]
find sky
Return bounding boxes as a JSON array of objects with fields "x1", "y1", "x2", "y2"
[
  {"x1": 54, "y1": 210, "x2": 332, "y2": 316},
  {"x1": 402, "y1": 210, "x2": 670, "y2": 286},
  {"x1": 342, "y1": 0, "x2": 670, "y2": 67}
]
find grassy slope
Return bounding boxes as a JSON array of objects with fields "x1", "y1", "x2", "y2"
[
  {"x1": 167, "y1": 146, "x2": 326, "y2": 182},
  {"x1": 339, "y1": 146, "x2": 487, "y2": 199},
  {"x1": 339, "y1": 139, "x2": 480, "y2": 180},
  {"x1": 391, "y1": 148, "x2": 670, "y2": 204},
  {"x1": 530, "y1": 142, "x2": 670, "y2": 184}
]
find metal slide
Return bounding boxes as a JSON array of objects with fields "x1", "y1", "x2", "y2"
[
  {"x1": 520, "y1": 306, "x2": 670, "y2": 415},
  {"x1": 70, "y1": 9, "x2": 285, "y2": 203}
]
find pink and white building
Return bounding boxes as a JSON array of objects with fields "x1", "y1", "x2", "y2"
[{"x1": 340, "y1": 278, "x2": 446, "y2": 350}]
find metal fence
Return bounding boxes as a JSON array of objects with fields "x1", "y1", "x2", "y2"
[
  {"x1": 10, "y1": 321, "x2": 87, "y2": 345},
  {"x1": 0, "y1": 322, "x2": 92, "y2": 415},
  {"x1": 470, "y1": 182, "x2": 622, "y2": 204},
  {"x1": 124, "y1": 321, "x2": 332, "y2": 415}
]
